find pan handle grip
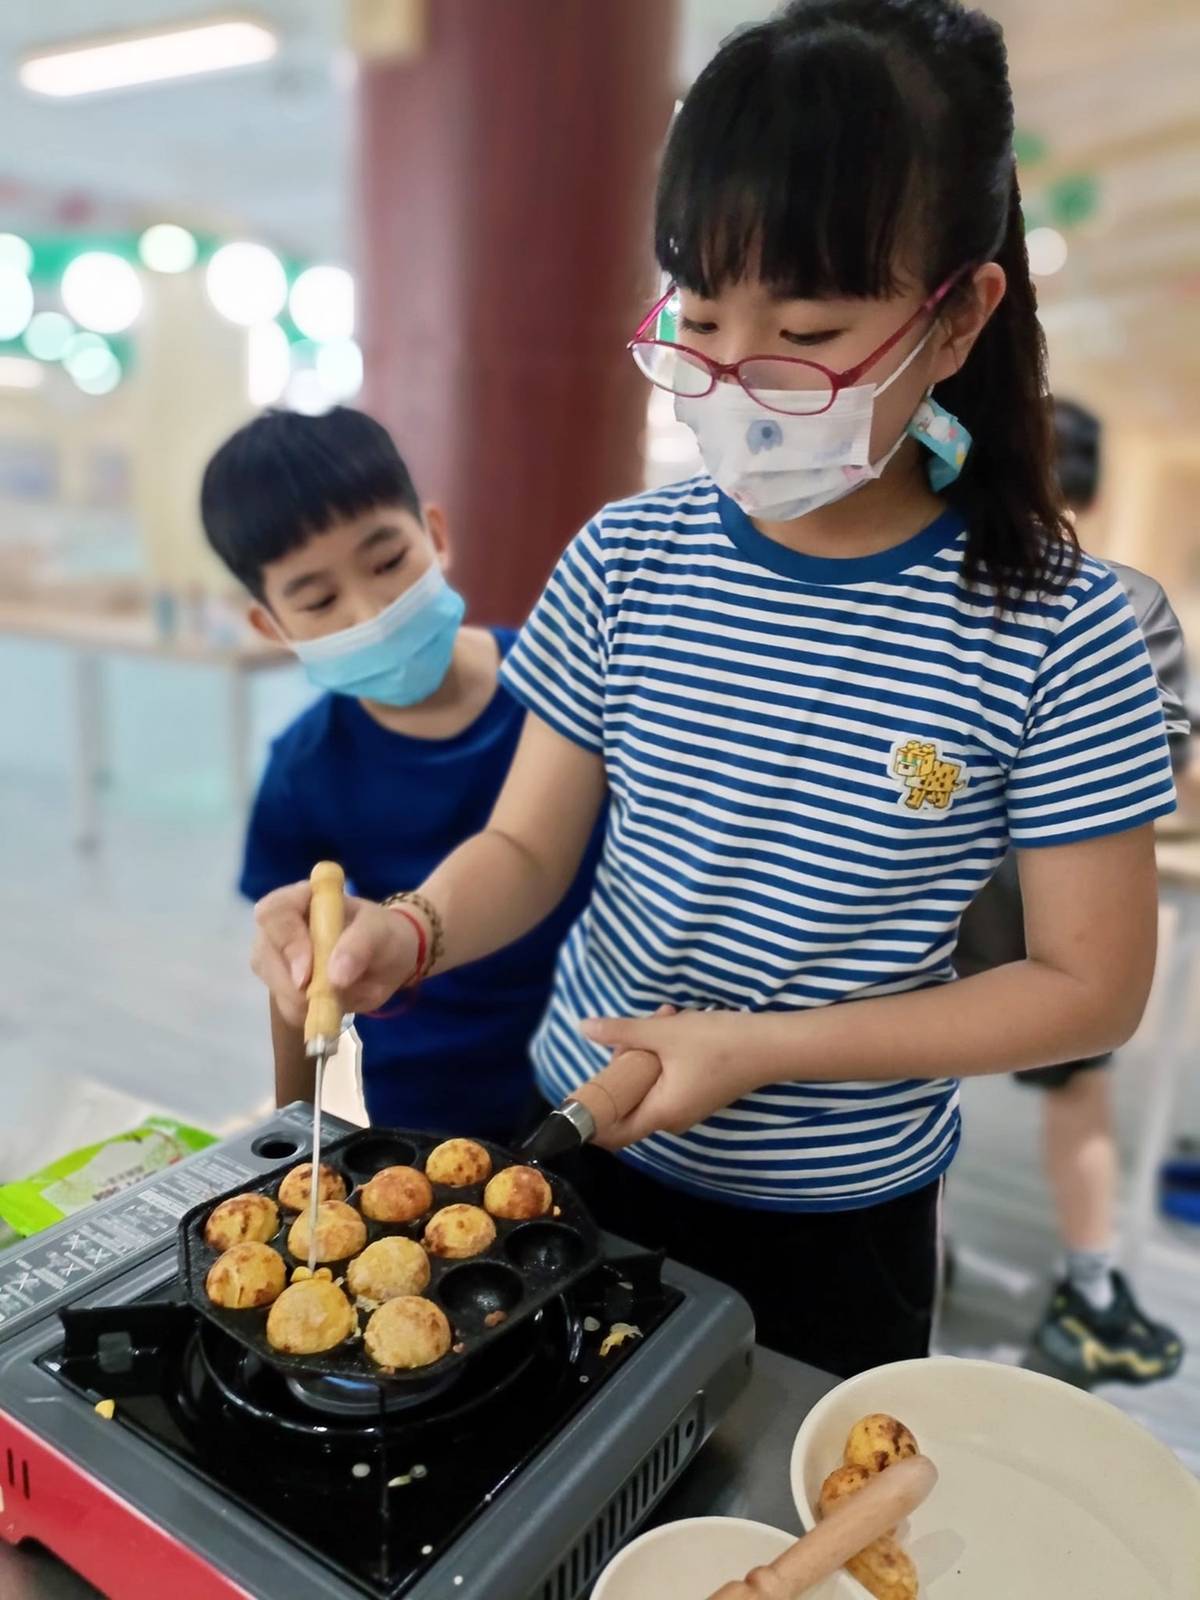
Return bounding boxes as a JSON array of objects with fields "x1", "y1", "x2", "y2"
[{"x1": 568, "y1": 1047, "x2": 662, "y2": 1140}]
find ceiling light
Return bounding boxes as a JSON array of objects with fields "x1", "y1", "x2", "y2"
[
  {"x1": 1026, "y1": 226, "x2": 1068, "y2": 277},
  {"x1": 61, "y1": 252, "x2": 143, "y2": 333},
  {"x1": 289, "y1": 266, "x2": 355, "y2": 342},
  {"x1": 247, "y1": 321, "x2": 290, "y2": 405},
  {"x1": 315, "y1": 337, "x2": 363, "y2": 400},
  {"x1": 0, "y1": 266, "x2": 35, "y2": 341},
  {"x1": 0, "y1": 234, "x2": 34, "y2": 275},
  {"x1": 0, "y1": 356, "x2": 45, "y2": 391},
  {"x1": 206, "y1": 242, "x2": 287, "y2": 326},
  {"x1": 20, "y1": 19, "x2": 277, "y2": 99},
  {"x1": 23, "y1": 311, "x2": 75, "y2": 361},
  {"x1": 63, "y1": 333, "x2": 122, "y2": 395},
  {"x1": 139, "y1": 224, "x2": 198, "y2": 274},
  {"x1": 286, "y1": 369, "x2": 332, "y2": 416}
]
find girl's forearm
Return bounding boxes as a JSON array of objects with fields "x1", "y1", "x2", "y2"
[
  {"x1": 742, "y1": 959, "x2": 1147, "y2": 1090},
  {"x1": 418, "y1": 827, "x2": 576, "y2": 974}
]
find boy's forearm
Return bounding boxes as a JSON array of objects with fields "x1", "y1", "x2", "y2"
[{"x1": 270, "y1": 998, "x2": 315, "y2": 1105}]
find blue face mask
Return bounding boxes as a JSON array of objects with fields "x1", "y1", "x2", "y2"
[
  {"x1": 289, "y1": 565, "x2": 466, "y2": 707},
  {"x1": 909, "y1": 394, "x2": 972, "y2": 492}
]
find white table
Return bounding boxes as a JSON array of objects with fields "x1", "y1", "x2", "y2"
[{"x1": 0, "y1": 602, "x2": 291, "y2": 848}]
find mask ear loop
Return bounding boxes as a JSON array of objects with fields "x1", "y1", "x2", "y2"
[{"x1": 874, "y1": 321, "x2": 939, "y2": 398}]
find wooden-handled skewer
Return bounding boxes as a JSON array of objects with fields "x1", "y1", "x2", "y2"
[
  {"x1": 705, "y1": 1456, "x2": 938, "y2": 1600},
  {"x1": 303, "y1": 861, "x2": 345, "y2": 1271}
]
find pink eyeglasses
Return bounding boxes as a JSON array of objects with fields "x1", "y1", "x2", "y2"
[{"x1": 628, "y1": 267, "x2": 969, "y2": 417}]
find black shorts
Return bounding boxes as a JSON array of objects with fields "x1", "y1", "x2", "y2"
[
  {"x1": 553, "y1": 1136, "x2": 940, "y2": 1378},
  {"x1": 1014, "y1": 1054, "x2": 1112, "y2": 1091}
]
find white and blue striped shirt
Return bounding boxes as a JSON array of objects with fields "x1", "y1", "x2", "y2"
[{"x1": 501, "y1": 477, "x2": 1174, "y2": 1211}]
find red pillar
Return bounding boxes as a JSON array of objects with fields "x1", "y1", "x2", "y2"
[{"x1": 358, "y1": 0, "x2": 678, "y2": 625}]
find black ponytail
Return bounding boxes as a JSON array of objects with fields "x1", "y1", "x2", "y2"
[
  {"x1": 937, "y1": 172, "x2": 1078, "y2": 598},
  {"x1": 656, "y1": 0, "x2": 1078, "y2": 602}
]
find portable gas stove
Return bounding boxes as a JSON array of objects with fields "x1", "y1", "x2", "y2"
[{"x1": 0, "y1": 1105, "x2": 754, "y2": 1599}]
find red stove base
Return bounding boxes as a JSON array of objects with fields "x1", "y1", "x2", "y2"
[{"x1": 0, "y1": 1408, "x2": 250, "y2": 1600}]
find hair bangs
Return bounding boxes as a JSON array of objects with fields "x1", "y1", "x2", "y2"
[
  {"x1": 201, "y1": 408, "x2": 419, "y2": 599},
  {"x1": 656, "y1": 21, "x2": 933, "y2": 301}
]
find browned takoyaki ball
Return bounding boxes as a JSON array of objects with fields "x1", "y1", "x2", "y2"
[
  {"x1": 423, "y1": 1204, "x2": 496, "y2": 1260},
  {"x1": 359, "y1": 1165, "x2": 433, "y2": 1224},
  {"x1": 483, "y1": 1166, "x2": 552, "y2": 1221},
  {"x1": 286, "y1": 1201, "x2": 367, "y2": 1263},
  {"x1": 266, "y1": 1279, "x2": 356, "y2": 1354},
  {"x1": 204, "y1": 1193, "x2": 280, "y2": 1250},
  {"x1": 205, "y1": 1242, "x2": 286, "y2": 1309},
  {"x1": 364, "y1": 1296, "x2": 452, "y2": 1370},
  {"x1": 424, "y1": 1138, "x2": 492, "y2": 1187},
  {"x1": 346, "y1": 1237, "x2": 432, "y2": 1302},
  {"x1": 277, "y1": 1162, "x2": 347, "y2": 1211}
]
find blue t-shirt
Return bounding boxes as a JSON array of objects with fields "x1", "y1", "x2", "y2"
[
  {"x1": 240, "y1": 628, "x2": 599, "y2": 1138},
  {"x1": 500, "y1": 477, "x2": 1174, "y2": 1212}
]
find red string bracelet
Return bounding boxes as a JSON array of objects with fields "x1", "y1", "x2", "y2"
[{"x1": 362, "y1": 903, "x2": 427, "y2": 1019}]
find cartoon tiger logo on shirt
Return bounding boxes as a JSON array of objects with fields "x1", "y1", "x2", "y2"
[{"x1": 890, "y1": 738, "x2": 968, "y2": 813}]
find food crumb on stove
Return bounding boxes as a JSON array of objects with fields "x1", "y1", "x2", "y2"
[
  {"x1": 94, "y1": 1398, "x2": 115, "y2": 1419},
  {"x1": 291, "y1": 1266, "x2": 313, "y2": 1282},
  {"x1": 580, "y1": 1375, "x2": 590, "y2": 1384},
  {"x1": 314, "y1": 1267, "x2": 333, "y2": 1281},
  {"x1": 583, "y1": 1316, "x2": 601, "y2": 1333},
  {"x1": 599, "y1": 1322, "x2": 642, "y2": 1357},
  {"x1": 454, "y1": 1578, "x2": 463, "y2": 1587},
  {"x1": 411, "y1": 1463, "x2": 428, "y2": 1479},
  {"x1": 388, "y1": 1474, "x2": 411, "y2": 1488},
  {"x1": 552, "y1": 1205, "x2": 562, "y2": 1217},
  {"x1": 483, "y1": 1309, "x2": 507, "y2": 1327},
  {"x1": 351, "y1": 1463, "x2": 371, "y2": 1479},
  {"x1": 452, "y1": 1341, "x2": 465, "y2": 1354},
  {"x1": 421, "y1": 1545, "x2": 433, "y2": 1556},
  {"x1": 617, "y1": 1280, "x2": 632, "y2": 1290}
]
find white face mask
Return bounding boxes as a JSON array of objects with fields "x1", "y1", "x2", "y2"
[{"x1": 676, "y1": 325, "x2": 937, "y2": 522}]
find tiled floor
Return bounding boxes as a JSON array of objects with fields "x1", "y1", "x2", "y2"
[{"x1": 4, "y1": 765, "x2": 1199, "y2": 1472}]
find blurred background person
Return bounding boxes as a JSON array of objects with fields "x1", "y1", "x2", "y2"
[{"x1": 956, "y1": 397, "x2": 1190, "y2": 1385}]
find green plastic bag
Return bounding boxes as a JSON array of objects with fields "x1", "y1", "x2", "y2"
[{"x1": 0, "y1": 1116, "x2": 215, "y2": 1238}]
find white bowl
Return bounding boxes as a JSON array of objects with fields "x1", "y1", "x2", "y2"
[
  {"x1": 590, "y1": 1515, "x2": 841, "y2": 1600},
  {"x1": 791, "y1": 1356, "x2": 1200, "y2": 1600}
]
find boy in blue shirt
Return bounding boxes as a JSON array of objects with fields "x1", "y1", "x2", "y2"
[{"x1": 201, "y1": 406, "x2": 598, "y2": 1138}]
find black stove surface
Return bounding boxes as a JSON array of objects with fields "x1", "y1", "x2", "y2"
[{"x1": 41, "y1": 1252, "x2": 683, "y2": 1599}]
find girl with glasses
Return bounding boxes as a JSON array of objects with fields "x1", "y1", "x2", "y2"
[{"x1": 252, "y1": 0, "x2": 1173, "y2": 1375}]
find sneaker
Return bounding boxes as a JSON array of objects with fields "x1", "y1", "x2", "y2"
[{"x1": 1034, "y1": 1271, "x2": 1184, "y2": 1385}]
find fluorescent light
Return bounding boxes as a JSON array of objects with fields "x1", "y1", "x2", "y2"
[
  {"x1": 247, "y1": 321, "x2": 290, "y2": 405},
  {"x1": 20, "y1": 19, "x2": 277, "y2": 99},
  {"x1": 61, "y1": 252, "x2": 143, "y2": 334},
  {"x1": 0, "y1": 356, "x2": 44, "y2": 390},
  {"x1": 24, "y1": 311, "x2": 75, "y2": 361},
  {"x1": 207, "y1": 242, "x2": 287, "y2": 326},
  {"x1": 1026, "y1": 226, "x2": 1069, "y2": 277},
  {"x1": 139, "y1": 224, "x2": 198, "y2": 274},
  {"x1": 286, "y1": 369, "x2": 332, "y2": 416},
  {"x1": 0, "y1": 267, "x2": 35, "y2": 341},
  {"x1": 63, "y1": 333, "x2": 122, "y2": 395},
  {"x1": 289, "y1": 266, "x2": 355, "y2": 343},
  {"x1": 315, "y1": 337, "x2": 363, "y2": 400},
  {"x1": 0, "y1": 234, "x2": 34, "y2": 275}
]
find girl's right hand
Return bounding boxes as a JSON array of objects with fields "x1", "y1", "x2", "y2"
[{"x1": 251, "y1": 882, "x2": 422, "y2": 1027}]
